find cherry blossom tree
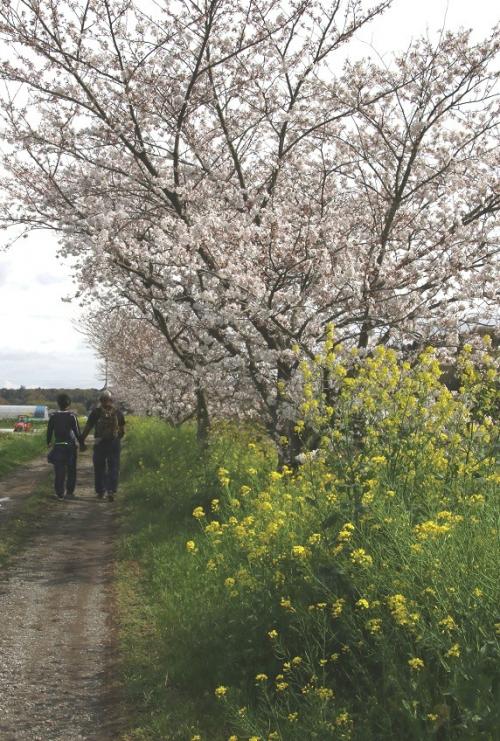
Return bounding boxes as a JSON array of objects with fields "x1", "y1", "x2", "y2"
[
  {"x1": 0, "y1": 0, "x2": 499, "y2": 457},
  {"x1": 82, "y1": 301, "x2": 262, "y2": 437}
]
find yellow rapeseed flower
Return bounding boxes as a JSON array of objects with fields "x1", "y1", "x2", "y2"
[
  {"x1": 446, "y1": 643, "x2": 461, "y2": 658},
  {"x1": 255, "y1": 673, "x2": 268, "y2": 682},
  {"x1": 366, "y1": 618, "x2": 382, "y2": 635},
  {"x1": 356, "y1": 598, "x2": 370, "y2": 610},
  {"x1": 336, "y1": 712, "x2": 351, "y2": 726},
  {"x1": 408, "y1": 657, "x2": 424, "y2": 671},
  {"x1": 316, "y1": 686, "x2": 334, "y2": 700},
  {"x1": 280, "y1": 597, "x2": 294, "y2": 612},
  {"x1": 439, "y1": 615, "x2": 457, "y2": 632},
  {"x1": 337, "y1": 522, "x2": 355, "y2": 542},
  {"x1": 350, "y1": 548, "x2": 373, "y2": 567},
  {"x1": 215, "y1": 685, "x2": 228, "y2": 698},
  {"x1": 331, "y1": 598, "x2": 345, "y2": 618},
  {"x1": 192, "y1": 506, "x2": 205, "y2": 519},
  {"x1": 308, "y1": 532, "x2": 322, "y2": 545}
]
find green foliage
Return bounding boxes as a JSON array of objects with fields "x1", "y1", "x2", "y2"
[
  {"x1": 118, "y1": 346, "x2": 499, "y2": 741},
  {"x1": 0, "y1": 479, "x2": 51, "y2": 566},
  {"x1": 0, "y1": 430, "x2": 46, "y2": 478}
]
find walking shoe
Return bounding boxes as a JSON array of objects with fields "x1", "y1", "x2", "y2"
[
  {"x1": 96, "y1": 493, "x2": 105, "y2": 500},
  {"x1": 55, "y1": 494, "x2": 65, "y2": 500},
  {"x1": 107, "y1": 493, "x2": 115, "y2": 502},
  {"x1": 66, "y1": 492, "x2": 76, "y2": 500}
]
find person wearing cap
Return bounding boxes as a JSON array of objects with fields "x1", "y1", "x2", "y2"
[
  {"x1": 47, "y1": 393, "x2": 84, "y2": 500},
  {"x1": 81, "y1": 390, "x2": 125, "y2": 502}
]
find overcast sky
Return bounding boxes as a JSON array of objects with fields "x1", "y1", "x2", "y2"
[
  {"x1": 0, "y1": 236, "x2": 101, "y2": 388},
  {"x1": 0, "y1": 0, "x2": 498, "y2": 389}
]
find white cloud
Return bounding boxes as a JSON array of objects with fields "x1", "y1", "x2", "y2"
[
  {"x1": 0, "y1": 379, "x2": 17, "y2": 389},
  {"x1": 0, "y1": 232, "x2": 100, "y2": 387}
]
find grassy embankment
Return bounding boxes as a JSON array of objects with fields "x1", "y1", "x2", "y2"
[
  {"x1": 0, "y1": 424, "x2": 49, "y2": 565},
  {"x1": 0, "y1": 422, "x2": 46, "y2": 478},
  {"x1": 117, "y1": 344, "x2": 499, "y2": 741}
]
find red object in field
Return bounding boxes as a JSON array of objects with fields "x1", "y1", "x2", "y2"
[{"x1": 13, "y1": 415, "x2": 33, "y2": 433}]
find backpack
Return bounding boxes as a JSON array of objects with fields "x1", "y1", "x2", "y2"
[{"x1": 95, "y1": 406, "x2": 119, "y2": 440}]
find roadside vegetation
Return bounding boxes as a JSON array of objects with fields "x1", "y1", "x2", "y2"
[
  {"x1": 0, "y1": 424, "x2": 50, "y2": 566},
  {"x1": 0, "y1": 425, "x2": 46, "y2": 478},
  {"x1": 0, "y1": 479, "x2": 52, "y2": 567},
  {"x1": 117, "y1": 342, "x2": 499, "y2": 741}
]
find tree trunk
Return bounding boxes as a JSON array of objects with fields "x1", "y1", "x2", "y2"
[{"x1": 195, "y1": 385, "x2": 210, "y2": 447}]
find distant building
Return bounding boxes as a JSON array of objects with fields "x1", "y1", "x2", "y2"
[{"x1": 0, "y1": 405, "x2": 49, "y2": 420}]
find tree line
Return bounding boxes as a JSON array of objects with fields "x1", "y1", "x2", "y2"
[{"x1": 0, "y1": 387, "x2": 100, "y2": 414}]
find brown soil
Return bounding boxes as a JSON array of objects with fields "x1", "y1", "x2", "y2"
[{"x1": 0, "y1": 450, "x2": 123, "y2": 740}]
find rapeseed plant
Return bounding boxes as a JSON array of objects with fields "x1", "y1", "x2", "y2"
[{"x1": 120, "y1": 340, "x2": 499, "y2": 740}]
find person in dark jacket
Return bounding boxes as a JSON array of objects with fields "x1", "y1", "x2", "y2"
[
  {"x1": 47, "y1": 393, "x2": 83, "y2": 500},
  {"x1": 81, "y1": 390, "x2": 125, "y2": 502}
]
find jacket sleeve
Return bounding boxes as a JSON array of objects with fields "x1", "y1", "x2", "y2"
[
  {"x1": 117, "y1": 410, "x2": 126, "y2": 437},
  {"x1": 71, "y1": 413, "x2": 82, "y2": 444},
  {"x1": 81, "y1": 409, "x2": 97, "y2": 441}
]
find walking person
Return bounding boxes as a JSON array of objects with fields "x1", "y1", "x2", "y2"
[
  {"x1": 47, "y1": 393, "x2": 83, "y2": 500},
  {"x1": 81, "y1": 390, "x2": 125, "y2": 502}
]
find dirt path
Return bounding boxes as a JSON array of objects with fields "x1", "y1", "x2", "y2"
[{"x1": 0, "y1": 451, "x2": 122, "y2": 740}]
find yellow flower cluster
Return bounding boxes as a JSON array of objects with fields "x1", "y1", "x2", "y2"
[
  {"x1": 446, "y1": 643, "x2": 461, "y2": 658},
  {"x1": 387, "y1": 594, "x2": 419, "y2": 629},
  {"x1": 408, "y1": 657, "x2": 425, "y2": 671},
  {"x1": 350, "y1": 548, "x2": 373, "y2": 567},
  {"x1": 439, "y1": 615, "x2": 458, "y2": 632}
]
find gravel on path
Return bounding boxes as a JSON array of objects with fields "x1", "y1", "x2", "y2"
[{"x1": 0, "y1": 451, "x2": 122, "y2": 740}]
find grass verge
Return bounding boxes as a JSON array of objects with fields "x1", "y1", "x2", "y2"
[
  {"x1": 116, "y1": 420, "x2": 235, "y2": 740},
  {"x1": 0, "y1": 477, "x2": 52, "y2": 567},
  {"x1": 0, "y1": 431, "x2": 46, "y2": 478}
]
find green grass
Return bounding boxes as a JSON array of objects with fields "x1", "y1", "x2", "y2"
[
  {"x1": 0, "y1": 428, "x2": 46, "y2": 478},
  {"x1": 116, "y1": 419, "x2": 242, "y2": 740},
  {"x1": 0, "y1": 423, "x2": 49, "y2": 566},
  {"x1": 0, "y1": 478, "x2": 52, "y2": 567}
]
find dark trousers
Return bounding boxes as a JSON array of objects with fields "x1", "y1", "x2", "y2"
[
  {"x1": 93, "y1": 438, "x2": 121, "y2": 495},
  {"x1": 51, "y1": 445, "x2": 77, "y2": 497}
]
